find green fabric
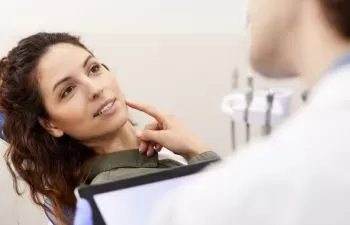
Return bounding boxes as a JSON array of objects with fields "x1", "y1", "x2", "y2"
[{"x1": 85, "y1": 149, "x2": 220, "y2": 185}]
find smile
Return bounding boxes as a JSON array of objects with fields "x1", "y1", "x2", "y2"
[{"x1": 94, "y1": 99, "x2": 117, "y2": 117}]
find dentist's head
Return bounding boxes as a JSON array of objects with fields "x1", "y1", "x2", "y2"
[{"x1": 249, "y1": 0, "x2": 350, "y2": 85}]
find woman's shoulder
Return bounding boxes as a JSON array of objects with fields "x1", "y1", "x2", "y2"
[
  {"x1": 90, "y1": 167, "x2": 166, "y2": 185},
  {"x1": 87, "y1": 149, "x2": 185, "y2": 185},
  {"x1": 87, "y1": 149, "x2": 220, "y2": 185}
]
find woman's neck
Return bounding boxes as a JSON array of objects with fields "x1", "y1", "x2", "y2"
[{"x1": 88, "y1": 122, "x2": 139, "y2": 154}]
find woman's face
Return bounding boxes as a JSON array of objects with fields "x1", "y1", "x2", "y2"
[{"x1": 37, "y1": 43, "x2": 129, "y2": 142}]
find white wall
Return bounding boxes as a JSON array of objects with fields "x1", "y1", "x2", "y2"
[
  {"x1": 0, "y1": 0, "x2": 247, "y2": 34},
  {"x1": 0, "y1": 1, "x2": 305, "y2": 225}
]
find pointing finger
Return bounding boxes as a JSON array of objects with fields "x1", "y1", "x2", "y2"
[{"x1": 126, "y1": 100, "x2": 165, "y2": 124}]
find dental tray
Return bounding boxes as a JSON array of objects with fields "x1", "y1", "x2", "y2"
[{"x1": 221, "y1": 88, "x2": 293, "y2": 126}]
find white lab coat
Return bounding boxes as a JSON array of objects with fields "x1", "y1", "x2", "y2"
[{"x1": 151, "y1": 65, "x2": 350, "y2": 225}]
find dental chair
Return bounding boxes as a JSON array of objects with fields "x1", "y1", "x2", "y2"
[{"x1": 44, "y1": 199, "x2": 73, "y2": 225}]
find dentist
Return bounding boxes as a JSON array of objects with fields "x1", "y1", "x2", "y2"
[{"x1": 75, "y1": 0, "x2": 350, "y2": 224}]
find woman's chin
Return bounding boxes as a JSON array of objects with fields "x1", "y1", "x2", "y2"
[{"x1": 106, "y1": 111, "x2": 130, "y2": 131}]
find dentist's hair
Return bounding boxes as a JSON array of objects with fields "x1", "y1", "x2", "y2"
[
  {"x1": 0, "y1": 33, "x2": 96, "y2": 225},
  {"x1": 320, "y1": 0, "x2": 350, "y2": 38}
]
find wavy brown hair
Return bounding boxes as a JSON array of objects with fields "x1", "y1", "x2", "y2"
[{"x1": 0, "y1": 33, "x2": 96, "y2": 224}]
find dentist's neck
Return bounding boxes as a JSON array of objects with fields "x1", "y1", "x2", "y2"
[{"x1": 89, "y1": 122, "x2": 139, "y2": 154}]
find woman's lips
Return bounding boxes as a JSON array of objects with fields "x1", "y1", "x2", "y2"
[{"x1": 93, "y1": 98, "x2": 117, "y2": 117}]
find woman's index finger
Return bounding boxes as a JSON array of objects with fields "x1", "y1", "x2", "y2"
[{"x1": 126, "y1": 100, "x2": 165, "y2": 123}]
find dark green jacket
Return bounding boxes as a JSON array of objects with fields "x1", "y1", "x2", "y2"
[{"x1": 85, "y1": 149, "x2": 220, "y2": 185}]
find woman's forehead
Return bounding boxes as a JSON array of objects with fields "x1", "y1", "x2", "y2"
[
  {"x1": 36, "y1": 44, "x2": 92, "y2": 85},
  {"x1": 39, "y1": 44, "x2": 90, "y2": 72}
]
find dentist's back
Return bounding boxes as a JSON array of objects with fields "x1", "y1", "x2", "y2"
[{"x1": 152, "y1": 65, "x2": 350, "y2": 225}]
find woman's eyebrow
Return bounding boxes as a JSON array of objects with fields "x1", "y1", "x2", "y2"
[{"x1": 83, "y1": 55, "x2": 94, "y2": 68}]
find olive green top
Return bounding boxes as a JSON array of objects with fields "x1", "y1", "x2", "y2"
[{"x1": 85, "y1": 149, "x2": 220, "y2": 185}]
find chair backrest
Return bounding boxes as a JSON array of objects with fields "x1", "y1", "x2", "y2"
[
  {"x1": 44, "y1": 197, "x2": 73, "y2": 225},
  {"x1": 0, "y1": 112, "x2": 4, "y2": 140}
]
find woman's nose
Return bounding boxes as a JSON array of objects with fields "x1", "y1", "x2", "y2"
[
  {"x1": 85, "y1": 80, "x2": 104, "y2": 100},
  {"x1": 91, "y1": 88, "x2": 103, "y2": 100},
  {"x1": 83, "y1": 75, "x2": 105, "y2": 100}
]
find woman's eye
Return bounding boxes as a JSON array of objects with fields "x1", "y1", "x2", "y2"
[
  {"x1": 90, "y1": 64, "x2": 101, "y2": 74},
  {"x1": 61, "y1": 86, "x2": 75, "y2": 98}
]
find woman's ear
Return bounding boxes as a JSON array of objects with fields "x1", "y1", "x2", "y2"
[{"x1": 38, "y1": 117, "x2": 64, "y2": 138}]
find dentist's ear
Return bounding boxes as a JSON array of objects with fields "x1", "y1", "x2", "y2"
[{"x1": 38, "y1": 117, "x2": 64, "y2": 138}]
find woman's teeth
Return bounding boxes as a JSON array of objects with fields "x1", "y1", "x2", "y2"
[{"x1": 98, "y1": 102, "x2": 113, "y2": 115}]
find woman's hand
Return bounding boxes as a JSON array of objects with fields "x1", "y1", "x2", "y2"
[{"x1": 127, "y1": 100, "x2": 208, "y2": 158}]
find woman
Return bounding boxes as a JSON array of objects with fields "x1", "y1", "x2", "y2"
[{"x1": 0, "y1": 32, "x2": 219, "y2": 225}]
